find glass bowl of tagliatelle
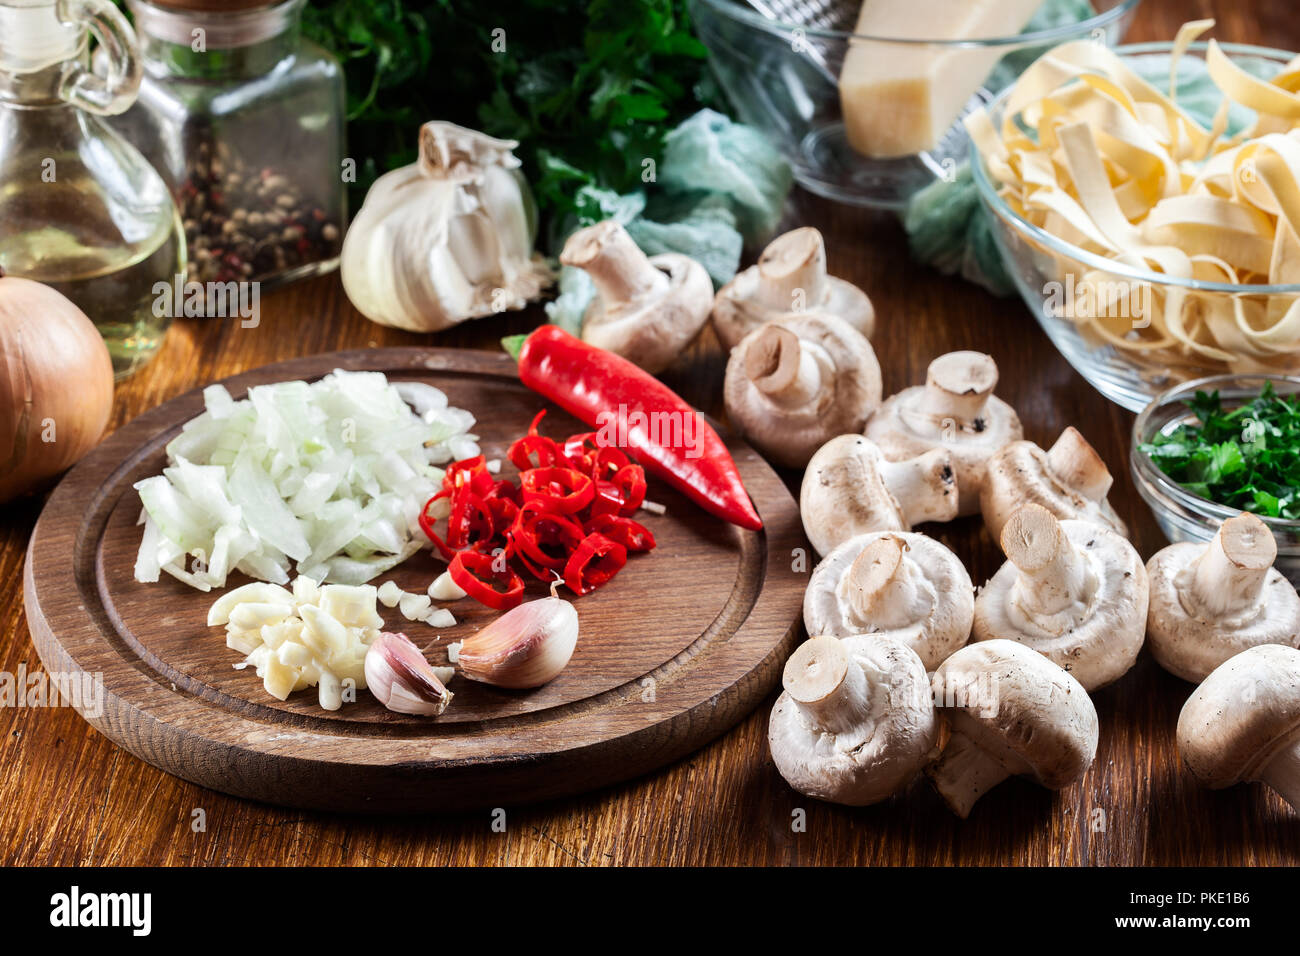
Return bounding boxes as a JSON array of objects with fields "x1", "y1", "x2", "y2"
[{"x1": 971, "y1": 23, "x2": 1300, "y2": 411}]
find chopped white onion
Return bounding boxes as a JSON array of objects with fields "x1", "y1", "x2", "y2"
[{"x1": 133, "y1": 369, "x2": 477, "y2": 590}]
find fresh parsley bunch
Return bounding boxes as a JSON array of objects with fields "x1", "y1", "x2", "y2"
[
  {"x1": 303, "y1": 0, "x2": 722, "y2": 228},
  {"x1": 1142, "y1": 383, "x2": 1300, "y2": 520}
]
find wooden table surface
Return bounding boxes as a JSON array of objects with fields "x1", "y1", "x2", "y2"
[{"x1": 4, "y1": 0, "x2": 1298, "y2": 867}]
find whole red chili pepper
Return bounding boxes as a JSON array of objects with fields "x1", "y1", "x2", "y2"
[{"x1": 506, "y1": 326, "x2": 762, "y2": 531}]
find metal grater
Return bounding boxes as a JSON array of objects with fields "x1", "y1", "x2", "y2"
[{"x1": 742, "y1": 0, "x2": 860, "y2": 84}]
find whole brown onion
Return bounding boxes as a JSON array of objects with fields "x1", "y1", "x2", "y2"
[{"x1": 0, "y1": 268, "x2": 114, "y2": 503}]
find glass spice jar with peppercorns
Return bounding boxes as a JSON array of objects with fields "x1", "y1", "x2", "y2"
[{"x1": 111, "y1": 0, "x2": 345, "y2": 299}]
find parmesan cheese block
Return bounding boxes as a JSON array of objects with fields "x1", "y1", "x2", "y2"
[{"x1": 838, "y1": 0, "x2": 1043, "y2": 158}]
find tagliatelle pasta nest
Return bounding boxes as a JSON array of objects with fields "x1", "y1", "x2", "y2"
[{"x1": 969, "y1": 20, "x2": 1300, "y2": 371}]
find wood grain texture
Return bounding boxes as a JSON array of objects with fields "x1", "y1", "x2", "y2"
[
  {"x1": 2, "y1": 0, "x2": 1298, "y2": 865},
  {"x1": 23, "y1": 349, "x2": 804, "y2": 811}
]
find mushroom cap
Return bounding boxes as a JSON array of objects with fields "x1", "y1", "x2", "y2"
[
  {"x1": 804, "y1": 531, "x2": 973, "y2": 670},
  {"x1": 931, "y1": 639, "x2": 1098, "y2": 789},
  {"x1": 581, "y1": 251, "x2": 712, "y2": 374},
  {"x1": 711, "y1": 227, "x2": 875, "y2": 351},
  {"x1": 800, "y1": 435, "x2": 956, "y2": 557},
  {"x1": 864, "y1": 352, "x2": 1022, "y2": 516},
  {"x1": 1177, "y1": 644, "x2": 1300, "y2": 789},
  {"x1": 768, "y1": 635, "x2": 937, "y2": 806},
  {"x1": 981, "y1": 437, "x2": 1128, "y2": 542},
  {"x1": 1146, "y1": 542, "x2": 1300, "y2": 684},
  {"x1": 723, "y1": 311, "x2": 882, "y2": 468},
  {"x1": 973, "y1": 518, "x2": 1148, "y2": 690}
]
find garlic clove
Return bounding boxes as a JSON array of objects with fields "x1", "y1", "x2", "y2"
[
  {"x1": 456, "y1": 596, "x2": 579, "y2": 689},
  {"x1": 429, "y1": 570, "x2": 467, "y2": 602},
  {"x1": 365, "y1": 632, "x2": 454, "y2": 716}
]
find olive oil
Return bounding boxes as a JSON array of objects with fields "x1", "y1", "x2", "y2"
[{"x1": 0, "y1": 165, "x2": 185, "y2": 379}]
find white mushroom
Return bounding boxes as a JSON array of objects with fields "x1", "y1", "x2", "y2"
[
  {"x1": 1177, "y1": 644, "x2": 1300, "y2": 813},
  {"x1": 927, "y1": 638, "x2": 1099, "y2": 818},
  {"x1": 865, "y1": 351, "x2": 1023, "y2": 516},
  {"x1": 981, "y1": 427, "x2": 1128, "y2": 542},
  {"x1": 1146, "y1": 513, "x2": 1300, "y2": 683},
  {"x1": 800, "y1": 434, "x2": 958, "y2": 558},
  {"x1": 712, "y1": 227, "x2": 875, "y2": 351},
  {"x1": 724, "y1": 312, "x2": 882, "y2": 468},
  {"x1": 768, "y1": 635, "x2": 938, "y2": 806},
  {"x1": 973, "y1": 504, "x2": 1147, "y2": 691},
  {"x1": 560, "y1": 219, "x2": 712, "y2": 374},
  {"x1": 804, "y1": 532, "x2": 973, "y2": 670}
]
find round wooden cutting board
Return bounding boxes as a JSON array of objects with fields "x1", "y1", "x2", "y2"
[{"x1": 23, "y1": 348, "x2": 806, "y2": 812}]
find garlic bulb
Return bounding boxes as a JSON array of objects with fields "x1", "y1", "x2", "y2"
[
  {"x1": 365, "y1": 632, "x2": 454, "y2": 716},
  {"x1": 457, "y1": 595, "x2": 579, "y2": 689},
  {"x1": 341, "y1": 121, "x2": 552, "y2": 332}
]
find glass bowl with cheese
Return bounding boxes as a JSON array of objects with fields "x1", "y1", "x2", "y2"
[
  {"x1": 688, "y1": 0, "x2": 1142, "y2": 209},
  {"x1": 972, "y1": 38, "x2": 1300, "y2": 412}
]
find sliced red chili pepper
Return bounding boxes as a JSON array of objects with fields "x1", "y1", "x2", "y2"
[
  {"x1": 564, "y1": 532, "x2": 628, "y2": 596},
  {"x1": 449, "y1": 550, "x2": 525, "y2": 610},
  {"x1": 612, "y1": 463, "x2": 647, "y2": 516},
  {"x1": 485, "y1": 496, "x2": 519, "y2": 537},
  {"x1": 519, "y1": 466, "x2": 595, "y2": 515},
  {"x1": 588, "y1": 479, "x2": 625, "y2": 518},
  {"x1": 446, "y1": 490, "x2": 495, "y2": 551},
  {"x1": 484, "y1": 477, "x2": 520, "y2": 503},
  {"x1": 511, "y1": 502, "x2": 585, "y2": 572},
  {"x1": 508, "y1": 434, "x2": 560, "y2": 471},
  {"x1": 586, "y1": 514, "x2": 656, "y2": 552},
  {"x1": 444, "y1": 455, "x2": 496, "y2": 498},
  {"x1": 561, "y1": 432, "x2": 600, "y2": 472},
  {"x1": 418, "y1": 489, "x2": 454, "y2": 560},
  {"x1": 590, "y1": 445, "x2": 630, "y2": 480}
]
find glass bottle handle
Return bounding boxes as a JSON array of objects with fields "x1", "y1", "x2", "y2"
[{"x1": 57, "y1": 0, "x2": 141, "y2": 116}]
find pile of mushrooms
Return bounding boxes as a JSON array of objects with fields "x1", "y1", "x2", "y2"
[
  {"x1": 723, "y1": 312, "x2": 881, "y2": 468},
  {"x1": 973, "y1": 504, "x2": 1148, "y2": 691},
  {"x1": 560, "y1": 220, "x2": 712, "y2": 374},
  {"x1": 712, "y1": 227, "x2": 875, "y2": 351},
  {"x1": 768, "y1": 635, "x2": 938, "y2": 806},
  {"x1": 1178, "y1": 644, "x2": 1300, "y2": 812},
  {"x1": 927, "y1": 639, "x2": 1099, "y2": 818},
  {"x1": 804, "y1": 532, "x2": 973, "y2": 671},
  {"x1": 1146, "y1": 512, "x2": 1300, "y2": 683},
  {"x1": 800, "y1": 435, "x2": 958, "y2": 558},
  {"x1": 981, "y1": 427, "x2": 1128, "y2": 541},
  {"x1": 865, "y1": 351, "x2": 1023, "y2": 516}
]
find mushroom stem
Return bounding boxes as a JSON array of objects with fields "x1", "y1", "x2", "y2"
[
  {"x1": 841, "y1": 536, "x2": 924, "y2": 630},
  {"x1": 743, "y1": 325, "x2": 824, "y2": 407},
  {"x1": 879, "y1": 449, "x2": 957, "y2": 526},
  {"x1": 754, "y1": 227, "x2": 828, "y2": 312},
  {"x1": 1188, "y1": 513, "x2": 1277, "y2": 618},
  {"x1": 1047, "y1": 427, "x2": 1113, "y2": 501},
  {"x1": 916, "y1": 351, "x2": 998, "y2": 424},
  {"x1": 560, "y1": 221, "x2": 666, "y2": 307},
  {"x1": 927, "y1": 730, "x2": 1011, "y2": 818},
  {"x1": 1001, "y1": 504, "x2": 1092, "y2": 619},
  {"x1": 1260, "y1": 738, "x2": 1300, "y2": 812},
  {"x1": 782, "y1": 637, "x2": 870, "y2": 735}
]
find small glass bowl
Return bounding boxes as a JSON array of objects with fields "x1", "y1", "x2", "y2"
[
  {"x1": 973, "y1": 41, "x2": 1300, "y2": 412},
  {"x1": 1131, "y1": 373, "x2": 1300, "y2": 585},
  {"x1": 688, "y1": 0, "x2": 1141, "y2": 208}
]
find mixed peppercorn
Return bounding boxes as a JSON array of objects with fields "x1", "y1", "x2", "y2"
[{"x1": 181, "y1": 140, "x2": 341, "y2": 288}]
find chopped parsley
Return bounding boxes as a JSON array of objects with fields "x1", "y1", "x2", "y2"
[{"x1": 1140, "y1": 382, "x2": 1300, "y2": 520}]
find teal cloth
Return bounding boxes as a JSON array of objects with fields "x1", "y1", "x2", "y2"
[{"x1": 546, "y1": 109, "x2": 791, "y2": 331}]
